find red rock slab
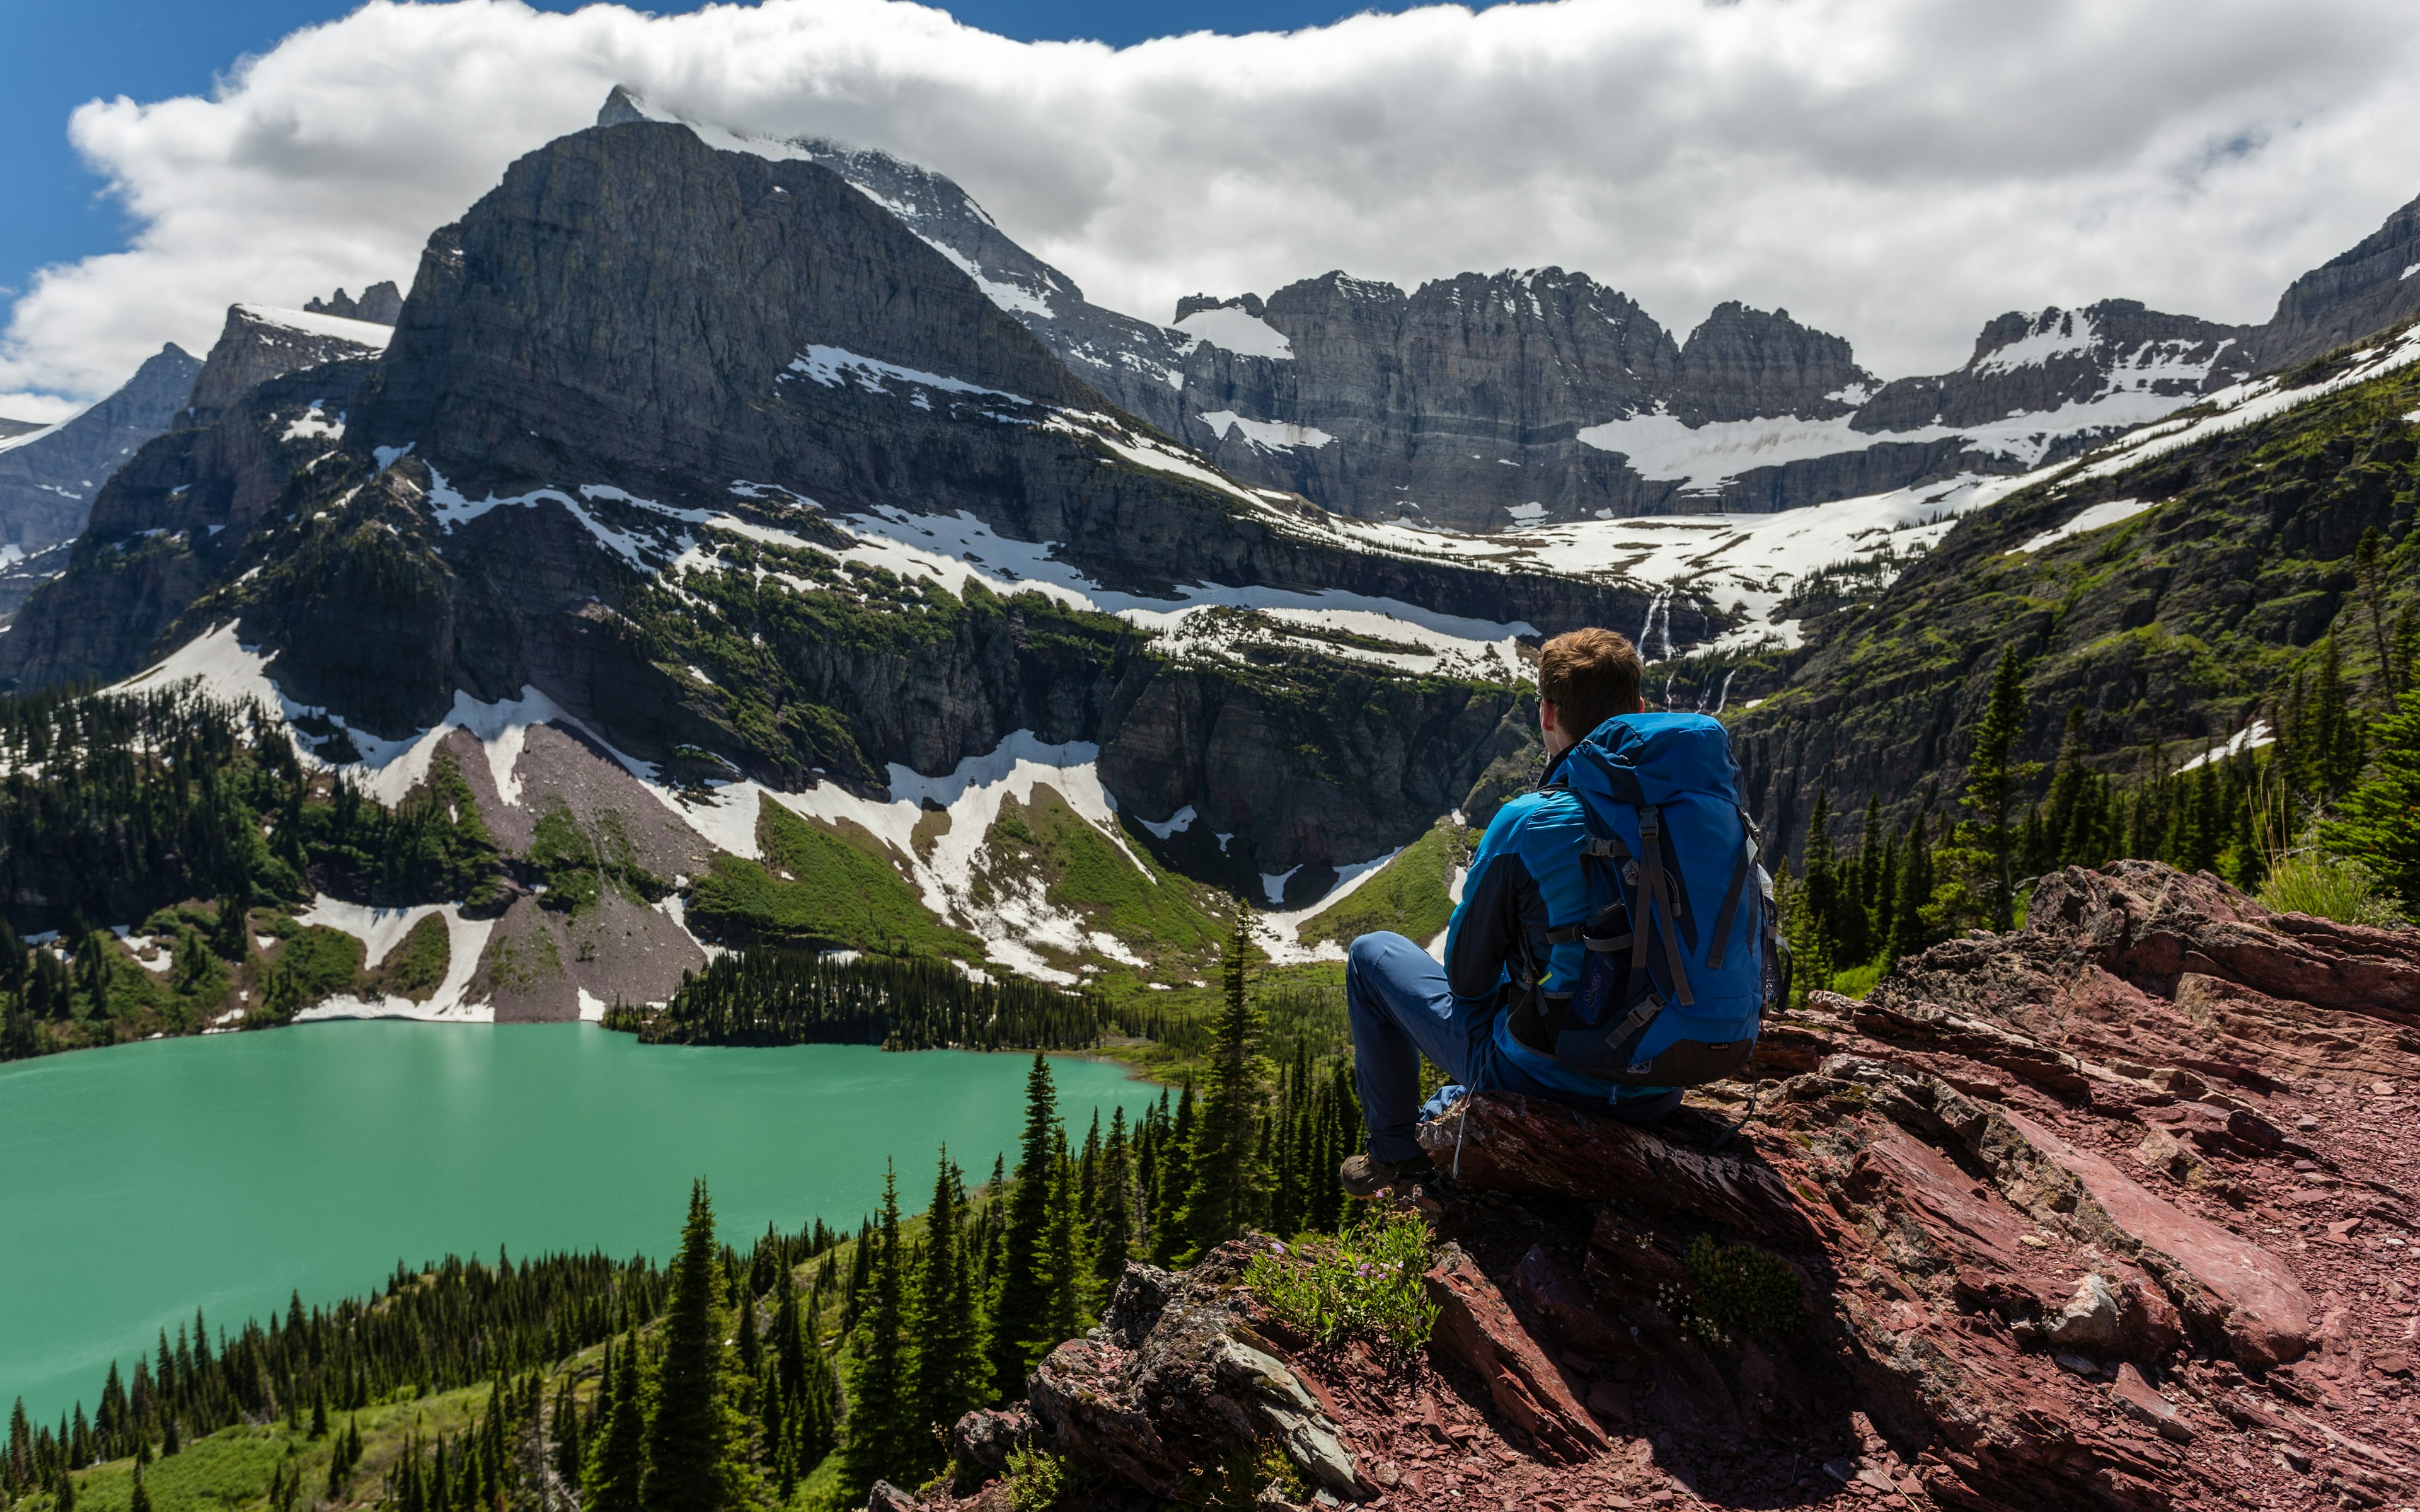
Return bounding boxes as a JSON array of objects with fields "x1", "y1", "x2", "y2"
[
  {"x1": 1415, "y1": 1092, "x2": 1820, "y2": 1249},
  {"x1": 1855, "y1": 1121, "x2": 2071, "y2": 1314},
  {"x1": 2000, "y1": 1109, "x2": 2310, "y2": 1368},
  {"x1": 1422, "y1": 1242, "x2": 1607, "y2": 1463}
]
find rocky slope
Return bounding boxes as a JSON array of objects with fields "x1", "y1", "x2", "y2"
[
  {"x1": 0, "y1": 342, "x2": 202, "y2": 558},
  {"x1": 1725, "y1": 306, "x2": 2420, "y2": 847},
  {"x1": 914, "y1": 863, "x2": 2420, "y2": 1512}
]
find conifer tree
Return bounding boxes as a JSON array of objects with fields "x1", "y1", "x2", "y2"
[
  {"x1": 585, "y1": 1331, "x2": 646, "y2": 1512},
  {"x1": 842, "y1": 1165, "x2": 914, "y2": 1492},
  {"x1": 1886, "y1": 814, "x2": 1933, "y2": 966},
  {"x1": 643, "y1": 1181, "x2": 748, "y2": 1512},
  {"x1": 1092, "y1": 1107, "x2": 1133, "y2": 1281},
  {"x1": 2324, "y1": 686, "x2": 2420, "y2": 906},
  {"x1": 129, "y1": 1460, "x2": 150, "y2": 1512},
  {"x1": 988, "y1": 1055, "x2": 1059, "y2": 1397},
  {"x1": 2355, "y1": 526, "x2": 2396, "y2": 696},
  {"x1": 1038, "y1": 1130, "x2": 1086, "y2": 1349},
  {"x1": 1186, "y1": 906, "x2": 1269, "y2": 1253},
  {"x1": 908, "y1": 1150, "x2": 988, "y2": 1473},
  {"x1": 1150, "y1": 1084, "x2": 1195, "y2": 1264},
  {"x1": 1958, "y1": 646, "x2": 2039, "y2": 931}
]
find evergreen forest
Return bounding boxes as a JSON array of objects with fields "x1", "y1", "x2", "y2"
[{"x1": 4, "y1": 916, "x2": 1366, "y2": 1512}]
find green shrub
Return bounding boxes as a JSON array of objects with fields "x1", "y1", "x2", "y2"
[
  {"x1": 1002, "y1": 1445, "x2": 1073, "y2": 1512},
  {"x1": 2256, "y1": 849, "x2": 2406, "y2": 927},
  {"x1": 1828, "y1": 961, "x2": 1884, "y2": 1000},
  {"x1": 1670, "y1": 1235, "x2": 1805, "y2": 1343},
  {"x1": 1245, "y1": 1209, "x2": 1440, "y2": 1350}
]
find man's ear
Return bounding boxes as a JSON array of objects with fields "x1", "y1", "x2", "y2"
[{"x1": 1539, "y1": 697, "x2": 1560, "y2": 734}]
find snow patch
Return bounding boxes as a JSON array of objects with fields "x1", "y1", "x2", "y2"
[
  {"x1": 1973, "y1": 311, "x2": 2096, "y2": 374},
  {"x1": 1197, "y1": 411, "x2": 1334, "y2": 450},
  {"x1": 1260, "y1": 866, "x2": 1301, "y2": 907},
  {"x1": 784, "y1": 345, "x2": 1032, "y2": 408},
  {"x1": 233, "y1": 304, "x2": 394, "y2": 350},
  {"x1": 289, "y1": 902, "x2": 497, "y2": 1022},
  {"x1": 2175, "y1": 720, "x2": 2276, "y2": 774},
  {"x1": 1138, "y1": 805, "x2": 1197, "y2": 839},
  {"x1": 1173, "y1": 306, "x2": 1294, "y2": 360},
  {"x1": 280, "y1": 403, "x2": 343, "y2": 442},
  {"x1": 2016, "y1": 497, "x2": 2152, "y2": 553}
]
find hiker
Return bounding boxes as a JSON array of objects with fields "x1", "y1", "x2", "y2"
[{"x1": 1339, "y1": 626, "x2": 1781, "y2": 1197}]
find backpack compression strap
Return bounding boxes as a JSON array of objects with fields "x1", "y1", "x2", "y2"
[
  {"x1": 1705, "y1": 808, "x2": 1758, "y2": 971},
  {"x1": 1632, "y1": 805, "x2": 1694, "y2": 1008}
]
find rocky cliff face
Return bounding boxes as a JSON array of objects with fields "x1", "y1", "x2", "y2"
[
  {"x1": 0, "y1": 343, "x2": 202, "y2": 556},
  {"x1": 918, "y1": 864, "x2": 2420, "y2": 1512},
  {"x1": 600, "y1": 91, "x2": 2287, "y2": 532},
  {"x1": 2247, "y1": 191, "x2": 2420, "y2": 375}
]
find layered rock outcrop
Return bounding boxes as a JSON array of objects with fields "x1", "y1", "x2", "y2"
[{"x1": 919, "y1": 864, "x2": 2419, "y2": 1512}]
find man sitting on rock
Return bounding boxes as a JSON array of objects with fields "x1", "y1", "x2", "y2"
[{"x1": 1339, "y1": 627, "x2": 1689, "y2": 1198}]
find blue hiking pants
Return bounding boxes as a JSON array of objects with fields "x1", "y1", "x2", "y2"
[{"x1": 1345, "y1": 931, "x2": 1683, "y2": 1164}]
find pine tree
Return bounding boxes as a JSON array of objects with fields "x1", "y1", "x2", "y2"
[
  {"x1": 1886, "y1": 813, "x2": 1933, "y2": 967},
  {"x1": 908, "y1": 1151, "x2": 988, "y2": 1474},
  {"x1": 1092, "y1": 1107, "x2": 1133, "y2": 1281},
  {"x1": 585, "y1": 1332, "x2": 646, "y2": 1512},
  {"x1": 1187, "y1": 906, "x2": 1269, "y2": 1253},
  {"x1": 643, "y1": 1181, "x2": 747, "y2": 1512},
  {"x1": 2324, "y1": 686, "x2": 2420, "y2": 906},
  {"x1": 2355, "y1": 525, "x2": 2396, "y2": 696},
  {"x1": 1959, "y1": 645, "x2": 2040, "y2": 931},
  {"x1": 988, "y1": 1055, "x2": 1059, "y2": 1397},
  {"x1": 1150, "y1": 1084, "x2": 1195, "y2": 1264},
  {"x1": 129, "y1": 1461, "x2": 150, "y2": 1512},
  {"x1": 1038, "y1": 1130, "x2": 1086, "y2": 1349},
  {"x1": 841, "y1": 1165, "x2": 913, "y2": 1492}
]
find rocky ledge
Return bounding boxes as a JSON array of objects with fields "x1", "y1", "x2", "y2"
[{"x1": 899, "y1": 861, "x2": 2417, "y2": 1512}]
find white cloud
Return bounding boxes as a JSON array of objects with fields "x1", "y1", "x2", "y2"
[{"x1": 6, "y1": 0, "x2": 2420, "y2": 409}]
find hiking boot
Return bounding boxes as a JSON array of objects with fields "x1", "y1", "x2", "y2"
[{"x1": 1339, "y1": 1152, "x2": 1436, "y2": 1198}]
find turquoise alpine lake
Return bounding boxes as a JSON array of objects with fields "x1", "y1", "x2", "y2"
[{"x1": 0, "y1": 1022, "x2": 1150, "y2": 1424}]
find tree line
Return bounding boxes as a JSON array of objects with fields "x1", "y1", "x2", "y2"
[
  {"x1": 1783, "y1": 571, "x2": 2420, "y2": 997},
  {"x1": 604, "y1": 951, "x2": 1113, "y2": 1053}
]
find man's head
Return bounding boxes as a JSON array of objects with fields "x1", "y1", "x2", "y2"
[{"x1": 1537, "y1": 627, "x2": 1645, "y2": 758}]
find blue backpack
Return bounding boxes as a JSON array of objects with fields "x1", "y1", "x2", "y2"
[{"x1": 1513, "y1": 713, "x2": 1787, "y2": 1087}]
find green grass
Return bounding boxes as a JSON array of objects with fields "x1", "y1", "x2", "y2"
[
  {"x1": 52, "y1": 1382, "x2": 500, "y2": 1512},
  {"x1": 2257, "y1": 849, "x2": 2407, "y2": 927},
  {"x1": 1828, "y1": 961, "x2": 1885, "y2": 1000},
  {"x1": 687, "y1": 801, "x2": 980, "y2": 957},
  {"x1": 1295, "y1": 816, "x2": 1461, "y2": 951},
  {"x1": 1245, "y1": 1210, "x2": 1441, "y2": 1351}
]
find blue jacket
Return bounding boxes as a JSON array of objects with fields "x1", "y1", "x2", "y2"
[{"x1": 1442, "y1": 745, "x2": 1668, "y2": 1104}]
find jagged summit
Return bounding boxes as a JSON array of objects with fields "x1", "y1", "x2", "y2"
[
  {"x1": 304, "y1": 281, "x2": 403, "y2": 324},
  {"x1": 573, "y1": 87, "x2": 2395, "y2": 529},
  {"x1": 0, "y1": 341, "x2": 202, "y2": 561}
]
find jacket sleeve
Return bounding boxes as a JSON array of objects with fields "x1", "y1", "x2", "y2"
[{"x1": 1443, "y1": 801, "x2": 1538, "y2": 1005}]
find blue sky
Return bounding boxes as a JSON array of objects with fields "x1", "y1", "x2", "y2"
[{"x1": 0, "y1": 0, "x2": 1398, "y2": 318}]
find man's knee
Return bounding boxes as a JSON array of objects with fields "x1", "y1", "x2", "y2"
[{"x1": 1347, "y1": 930, "x2": 1413, "y2": 978}]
